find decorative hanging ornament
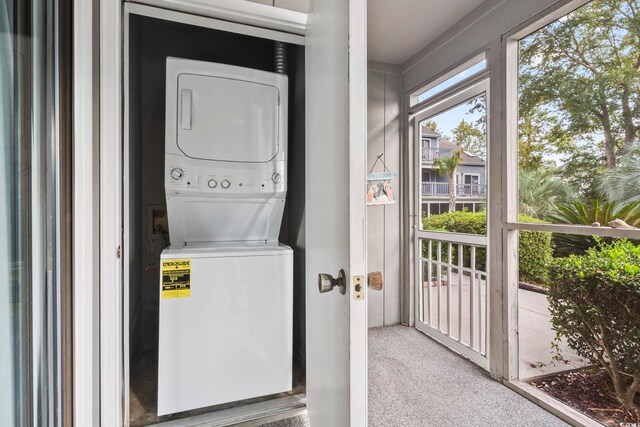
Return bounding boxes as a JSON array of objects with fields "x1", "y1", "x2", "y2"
[{"x1": 366, "y1": 153, "x2": 397, "y2": 206}]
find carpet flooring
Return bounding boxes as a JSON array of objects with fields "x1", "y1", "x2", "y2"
[
  {"x1": 260, "y1": 415, "x2": 310, "y2": 427},
  {"x1": 267, "y1": 325, "x2": 568, "y2": 427},
  {"x1": 368, "y1": 325, "x2": 568, "y2": 427}
]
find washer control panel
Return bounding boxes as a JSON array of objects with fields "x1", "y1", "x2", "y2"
[{"x1": 165, "y1": 155, "x2": 286, "y2": 194}]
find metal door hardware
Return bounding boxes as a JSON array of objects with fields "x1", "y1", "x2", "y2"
[
  {"x1": 368, "y1": 271, "x2": 383, "y2": 290},
  {"x1": 353, "y1": 275, "x2": 364, "y2": 300},
  {"x1": 318, "y1": 269, "x2": 346, "y2": 294}
]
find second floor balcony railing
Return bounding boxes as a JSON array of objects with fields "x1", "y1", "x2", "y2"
[
  {"x1": 422, "y1": 182, "x2": 486, "y2": 197},
  {"x1": 422, "y1": 147, "x2": 453, "y2": 162}
]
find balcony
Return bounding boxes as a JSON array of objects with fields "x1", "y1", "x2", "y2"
[
  {"x1": 422, "y1": 147, "x2": 454, "y2": 162},
  {"x1": 422, "y1": 182, "x2": 486, "y2": 198}
]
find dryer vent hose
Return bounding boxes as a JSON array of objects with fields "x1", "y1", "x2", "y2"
[{"x1": 274, "y1": 41, "x2": 287, "y2": 74}]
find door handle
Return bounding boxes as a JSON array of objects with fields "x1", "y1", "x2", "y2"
[
  {"x1": 318, "y1": 269, "x2": 346, "y2": 294},
  {"x1": 180, "y1": 89, "x2": 192, "y2": 130}
]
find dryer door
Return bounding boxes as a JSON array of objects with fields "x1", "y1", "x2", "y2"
[{"x1": 177, "y1": 73, "x2": 280, "y2": 162}]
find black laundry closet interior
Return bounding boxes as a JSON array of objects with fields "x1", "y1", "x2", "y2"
[{"x1": 127, "y1": 14, "x2": 306, "y2": 425}]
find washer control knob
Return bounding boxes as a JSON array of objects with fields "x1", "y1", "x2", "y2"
[
  {"x1": 221, "y1": 179, "x2": 231, "y2": 189},
  {"x1": 271, "y1": 172, "x2": 282, "y2": 184},
  {"x1": 170, "y1": 168, "x2": 184, "y2": 180},
  {"x1": 208, "y1": 179, "x2": 217, "y2": 189}
]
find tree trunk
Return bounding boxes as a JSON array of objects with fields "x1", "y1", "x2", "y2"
[
  {"x1": 624, "y1": 376, "x2": 639, "y2": 410},
  {"x1": 621, "y1": 86, "x2": 638, "y2": 150},
  {"x1": 448, "y1": 173, "x2": 456, "y2": 212},
  {"x1": 600, "y1": 105, "x2": 617, "y2": 169}
]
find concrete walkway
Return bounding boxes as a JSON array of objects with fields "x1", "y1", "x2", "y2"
[
  {"x1": 368, "y1": 325, "x2": 568, "y2": 427},
  {"x1": 519, "y1": 289, "x2": 587, "y2": 378}
]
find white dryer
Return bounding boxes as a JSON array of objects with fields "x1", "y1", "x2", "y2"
[{"x1": 158, "y1": 58, "x2": 292, "y2": 416}]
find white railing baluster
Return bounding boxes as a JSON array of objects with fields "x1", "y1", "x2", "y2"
[
  {"x1": 427, "y1": 240, "x2": 432, "y2": 326},
  {"x1": 437, "y1": 241, "x2": 442, "y2": 331},
  {"x1": 470, "y1": 246, "x2": 476, "y2": 351},
  {"x1": 447, "y1": 242, "x2": 452, "y2": 336},
  {"x1": 476, "y1": 271, "x2": 481, "y2": 354},
  {"x1": 484, "y1": 274, "x2": 489, "y2": 356},
  {"x1": 457, "y1": 244, "x2": 463, "y2": 342}
]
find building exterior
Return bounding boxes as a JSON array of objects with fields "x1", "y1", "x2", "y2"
[{"x1": 421, "y1": 126, "x2": 486, "y2": 216}]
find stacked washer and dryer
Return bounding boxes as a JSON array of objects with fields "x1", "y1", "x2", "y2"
[{"x1": 157, "y1": 57, "x2": 293, "y2": 416}]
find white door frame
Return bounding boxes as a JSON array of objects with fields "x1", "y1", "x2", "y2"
[
  {"x1": 75, "y1": 0, "x2": 367, "y2": 425},
  {"x1": 348, "y1": 0, "x2": 368, "y2": 423},
  {"x1": 72, "y1": 0, "x2": 100, "y2": 425},
  {"x1": 81, "y1": 1, "x2": 308, "y2": 425},
  {"x1": 121, "y1": 3, "x2": 305, "y2": 424},
  {"x1": 412, "y1": 79, "x2": 491, "y2": 370}
]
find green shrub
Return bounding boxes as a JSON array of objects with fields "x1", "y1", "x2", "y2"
[
  {"x1": 546, "y1": 199, "x2": 640, "y2": 256},
  {"x1": 422, "y1": 211, "x2": 552, "y2": 283},
  {"x1": 519, "y1": 228, "x2": 553, "y2": 284},
  {"x1": 548, "y1": 239, "x2": 640, "y2": 410},
  {"x1": 422, "y1": 210, "x2": 487, "y2": 235}
]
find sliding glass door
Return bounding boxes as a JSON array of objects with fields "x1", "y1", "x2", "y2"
[{"x1": 0, "y1": 0, "x2": 70, "y2": 424}]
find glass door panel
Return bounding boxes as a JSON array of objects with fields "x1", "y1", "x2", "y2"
[
  {"x1": 1, "y1": 0, "x2": 68, "y2": 424},
  {"x1": 414, "y1": 80, "x2": 490, "y2": 369}
]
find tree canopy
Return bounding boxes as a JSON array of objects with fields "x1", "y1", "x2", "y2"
[
  {"x1": 519, "y1": 0, "x2": 640, "y2": 174},
  {"x1": 452, "y1": 119, "x2": 486, "y2": 159}
]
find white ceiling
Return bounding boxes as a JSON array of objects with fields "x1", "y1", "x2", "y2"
[
  {"x1": 368, "y1": 0, "x2": 487, "y2": 65},
  {"x1": 245, "y1": 0, "x2": 310, "y2": 14}
]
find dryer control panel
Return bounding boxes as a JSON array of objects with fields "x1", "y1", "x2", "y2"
[{"x1": 165, "y1": 155, "x2": 286, "y2": 195}]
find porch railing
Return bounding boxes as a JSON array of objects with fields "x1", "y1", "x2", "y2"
[
  {"x1": 417, "y1": 232, "x2": 488, "y2": 369},
  {"x1": 422, "y1": 147, "x2": 453, "y2": 162},
  {"x1": 422, "y1": 182, "x2": 486, "y2": 197}
]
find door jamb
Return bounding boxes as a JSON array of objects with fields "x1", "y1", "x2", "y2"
[
  {"x1": 72, "y1": 0, "x2": 100, "y2": 425},
  {"x1": 348, "y1": 0, "x2": 368, "y2": 424}
]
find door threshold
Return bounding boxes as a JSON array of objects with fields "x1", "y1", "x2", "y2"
[
  {"x1": 149, "y1": 394, "x2": 306, "y2": 427},
  {"x1": 504, "y1": 380, "x2": 603, "y2": 427}
]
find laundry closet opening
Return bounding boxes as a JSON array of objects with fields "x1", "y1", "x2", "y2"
[{"x1": 126, "y1": 14, "x2": 306, "y2": 426}]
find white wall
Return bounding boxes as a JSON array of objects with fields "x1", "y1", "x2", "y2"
[{"x1": 367, "y1": 64, "x2": 401, "y2": 327}]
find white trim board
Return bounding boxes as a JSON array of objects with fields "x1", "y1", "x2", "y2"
[
  {"x1": 125, "y1": 3, "x2": 305, "y2": 45},
  {"x1": 128, "y1": 0, "x2": 307, "y2": 35},
  {"x1": 504, "y1": 380, "x2": 604, "y2": 427},
  {"x1": 72, "y1": 0, "x2": 100, "y2": 424},
  {"x1": 100, "y1": 0, "x2": 124, "y2": 424},
  {"x1": 349, "y1": 0, "x2": 369, "y2": 424},
  {"x1": 148, "y1": 395, "x2": 306, "y2": 427},
  {"x1": 367, "y1": 60, "x2": 401, "y2": 75}
]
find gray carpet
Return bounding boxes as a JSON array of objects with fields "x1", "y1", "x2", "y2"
[
  {"x1": 264, "y1": 325, "x2": 567, "y2": 426},
  {"x1": 260, "y1": 414, "x2": 309, "y2": 427},
  {"x1": 368, "y1": 325, "x2": 568, "y2": 427}
]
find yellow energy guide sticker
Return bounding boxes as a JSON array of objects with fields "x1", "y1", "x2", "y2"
[{"x1": 161, "y1": 259, "x2": 191, "y2": 299}]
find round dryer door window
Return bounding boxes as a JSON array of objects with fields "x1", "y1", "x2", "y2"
[{"x1": 176, "y1": 73, "x2": 280, "y2": 163}]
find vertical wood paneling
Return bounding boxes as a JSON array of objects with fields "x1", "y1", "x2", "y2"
[
  {"x1": 383, "y1": 72, "x2": 401, "y2": 325},
  {"x1": 367, "y1": 68, "x2": 401, "y2": 327},
  {"x1": 367, "y1": 70, "x2": 385, "y2": 327}
]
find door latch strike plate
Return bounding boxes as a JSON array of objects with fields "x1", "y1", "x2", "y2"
[{"x1": 353, "y1": 275, "x2": 364, "y2": 300}]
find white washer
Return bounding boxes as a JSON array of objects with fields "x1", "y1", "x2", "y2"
[
  {"x1": 158, "y1": 58, "x2": 292, "y2": 415},
  {"x1": 158, "y1": 243, "x2": 292, "y2": 415}
]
